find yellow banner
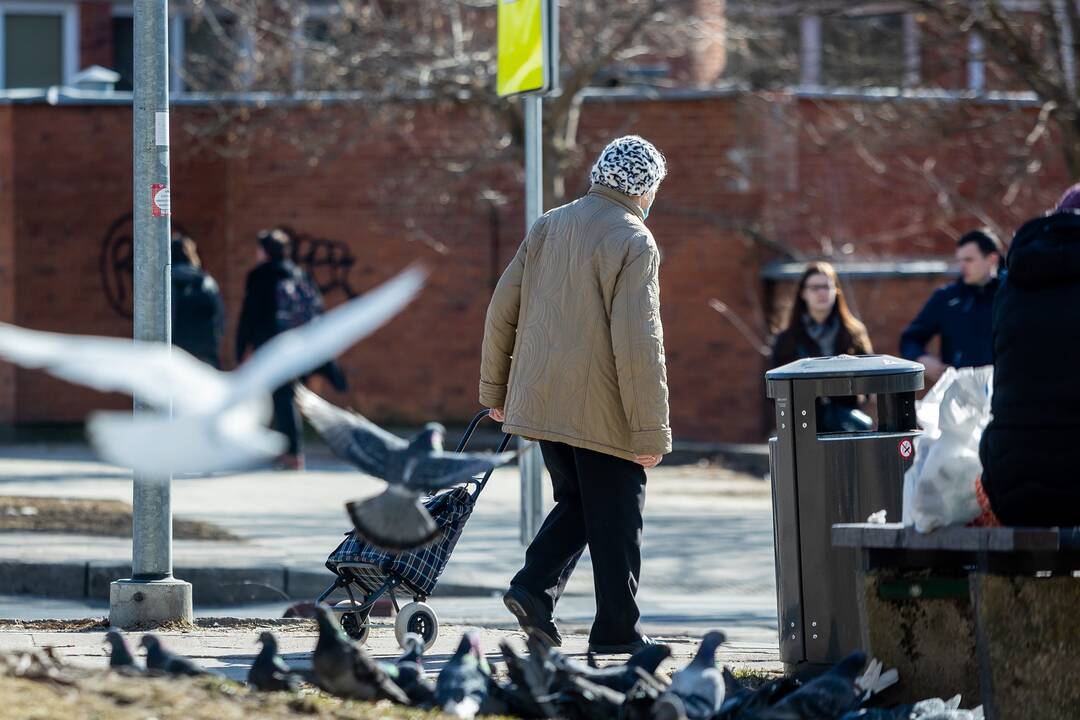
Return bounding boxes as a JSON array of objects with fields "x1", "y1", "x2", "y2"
[{"x1": 497, "y1": 0, "x2": 545, "y2": 97}]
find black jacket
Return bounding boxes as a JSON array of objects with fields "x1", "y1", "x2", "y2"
[
  {"x1": 171, "y1": 261, "x2": 224, "y2": 368},
  {"x1": 979, "y1": 211, "x2": 1080, "y2": 526},
  {"x1": 235, "y1": 259, "x2": 301, "y2": 363},
  {"x1": 899, "y1": 277, "x2": 998, "y2": 368}
]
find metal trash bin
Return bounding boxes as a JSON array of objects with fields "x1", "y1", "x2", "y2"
[{"x1": 765, "y1": 354, "x2": 923, "y2": 668}]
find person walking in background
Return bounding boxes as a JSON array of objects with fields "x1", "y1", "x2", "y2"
[
  {"x1": 236, "y1": 228, "x2": 322, "y2": 471},
  {"x1": 900, "y1": 229, "x2": 1003, "y2": 381},
  {"x1": 171, "y1": 232, "x2": 224, "y2": 368},
  {"x1": 770, "y1": 261, "x2": 874, "y2": 432},
  {"x1": 480, "y1": 135, "x2": 671, "y2": 655}
]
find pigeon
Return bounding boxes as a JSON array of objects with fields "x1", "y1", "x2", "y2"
[
  {"x1": 496, "y1": 639, "x2": 559, "y2": 718},
  {"x1": 140, "y1": 634, "x2": 211, "y2": 677},
  {"x1": 554, "y1": 673, "x2": 627, "y2": 720},
  {"x1": 104, "y1": 630, "x2": 139, "y2": 671},
  {"x1": 297, "y1": 387, "x2": 517, "y2": 550},
  {"x1": 0, "y1": 266, "x2": 424, "y2": 476},
  {"x1": 248, "y1": 631, "x2": 303, "y2": 692},
  {"x1": 839, "y1": 698, "x2": 982, "y2": 720},
  {"x1": 716, "y1": 667, "x2": 802, "y2": 719},
  {"x1": 310, "y1": 603, "x2": 409, "y2": 703},
  {"x1": 435, "y1": 629, "x2": 491, "y2": 719},
  {"x1": 754, "y1": 651, "x2": 868, "y2": 720},
  {"x1": 548, "y1": 640, "x2": 672, "y2": 694},
  {"x1": 656, "y1": 630, "x2": 726, "y2": 719},
  {"x1": 386, "y1": 632, "x2": 436, "y2": 707}
]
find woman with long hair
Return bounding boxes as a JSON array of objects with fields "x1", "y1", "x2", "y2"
[{"x1": 771, "y1": 261, "x2": 873, "y2": 431}]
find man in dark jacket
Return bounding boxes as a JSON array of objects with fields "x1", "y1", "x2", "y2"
[
  {"x1": 171, "y1": 233, "x2": 224, "y2": 368},
  {"x1": 899, "y1": 230, "x2": 1002, "y2": 381},
  {"x1": 979, "y1": 187, "x2": 1080, "y2": 527},
  {"x1": 235, "y1": 229, "x2": 312, "y2": 470}
]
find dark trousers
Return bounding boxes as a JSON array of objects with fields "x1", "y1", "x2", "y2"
[
  {"x1": 272, "y1": 382, "x2": 302, "y2": 456},
  {"x1": 511, "y1": 440, "x2": 647, "y2": 645}
]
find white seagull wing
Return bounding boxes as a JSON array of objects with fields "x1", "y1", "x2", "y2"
[
  {"x1": 0, "y1": 323, "x2": 227, "y2": 413},
  {"x1": 229, "y1": 265, "x2": 426, "y2": 399}
]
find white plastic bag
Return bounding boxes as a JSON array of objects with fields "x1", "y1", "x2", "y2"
[{"x1": 902, "y1": 365, "x2": 994, "y2": 533}]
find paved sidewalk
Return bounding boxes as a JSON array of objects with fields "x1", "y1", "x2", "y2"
[{"x1": 0, "y1": 443, "x2": 779, "y2": 653}]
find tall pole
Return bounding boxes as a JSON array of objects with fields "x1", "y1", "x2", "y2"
[
  {"x1": 110, "y1": 0, "x2": 192, "y2": 627},
  {"x1": 519, "y1": 94, "x2": 544, "y2": 545}
]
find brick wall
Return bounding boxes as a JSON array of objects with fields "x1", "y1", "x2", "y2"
[{"x1": 0, "y1": 92, "x2": 1069, "y2": 442}]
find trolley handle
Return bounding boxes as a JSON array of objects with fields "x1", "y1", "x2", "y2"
[{"x1": 454, "y1": 409, "x2": 513, "y2": 495}]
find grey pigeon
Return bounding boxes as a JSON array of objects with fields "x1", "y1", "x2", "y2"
[
  {"x1": 140, "y1": 634, "x2": 211, "y2": 677},
  {"x1": 549, "y1": 640, "x2": 672, "y2": 694},
  {"x1": 386, "y1": 632, "x2": 436, "y2": 707},
  {"x1": 311, "y1": 603, "x2": 409, "y2": 703},
  {"x1": 297, "y1": 386, "x2": 516, "y2": 550},
  {"x1": 248, "y1": 631, "x2": 303, "y2": 692},
  {"x1": 104, "y1": 630, "x2": 139, "y2": 671},
  {"x1": 716, "y1": 668, "x2": 802, "y2": 719},
  {"x1": 496, "y1": 639, "x2": 559, "y2": 718},
  {"x1": 656, "y1": 630, "x2": 726, "y2": 719},
  {"x1": 435, "y1": 629, "x2": 491, "y2": 719},
  {"x1": 755, "y1": 651, "x2": 867, "y2": 720}
]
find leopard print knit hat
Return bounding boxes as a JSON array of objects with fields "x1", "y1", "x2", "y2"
[{"x1": 589, "y1": 135, "x2": 667, "y2": 197}]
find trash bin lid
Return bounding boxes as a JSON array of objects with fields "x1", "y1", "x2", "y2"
[{"x1": 766, "y1": 354, "x2": 923, "y2": 380}]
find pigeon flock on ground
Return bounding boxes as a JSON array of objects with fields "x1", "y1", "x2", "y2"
[
  {"x1": 95, "y1": 607, "x2": 982, "y2": 720},
  {"x1": 296, "y1": 386, "x2": 518, "y2": 550}
]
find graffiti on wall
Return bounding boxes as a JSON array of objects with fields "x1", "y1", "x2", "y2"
[{"x1": 101, "y1": 214, "x2": 360, "y2": 317}]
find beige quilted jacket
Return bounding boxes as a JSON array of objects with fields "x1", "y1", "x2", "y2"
[{"x1": 479, "y1": 185, "x2": 671, "y2": 461}]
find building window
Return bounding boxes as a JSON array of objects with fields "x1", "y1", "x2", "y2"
[
  {"x1": 820, "y1": 12, "x2": 907, "y2": 87},
  {"x1": 112, "y1": 14, "x2": 133, "y2": 91},
  {"x1": 0, "y1": 2, "x2": 77, "y2": 90}
]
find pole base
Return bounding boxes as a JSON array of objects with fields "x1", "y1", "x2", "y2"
[{"x1": 109, "y1": 578, "x2": 193, "y2": 628}]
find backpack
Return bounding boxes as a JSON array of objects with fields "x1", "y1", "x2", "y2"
[{"x1": 274, "y1": 268, "x2": 323, "y2": 332}]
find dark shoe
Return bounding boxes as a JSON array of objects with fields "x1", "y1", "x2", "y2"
[
  {"x1": 503, "y1": 585, "x2": 562, "y2": 647},
  {"x1": 588, "y1": 634, "x2": 656, "y2": 655}
]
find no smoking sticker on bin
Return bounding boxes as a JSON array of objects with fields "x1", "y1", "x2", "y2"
[{"x1": 898, "y1": 438, "x2": 913, "y2": 459}]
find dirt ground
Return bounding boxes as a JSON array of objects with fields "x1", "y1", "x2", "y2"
[{"x1": 0, "y1": 496, "x2": 237, "y2": 541}]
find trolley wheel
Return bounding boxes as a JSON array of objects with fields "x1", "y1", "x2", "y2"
[
  {"x1": 394, "y1": 601, "x2": 438, "y2": 651},
  {"x1": 332, "y1": 600, "x2": 371, "y2": 644}
]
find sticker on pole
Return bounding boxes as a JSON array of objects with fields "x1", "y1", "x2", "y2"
[
  {"x1": 151, "y1": 184, "x2": 171, "y2": 217},
  {"x1": 898, "y1": 438, "x2": 914, "y2": 459}
]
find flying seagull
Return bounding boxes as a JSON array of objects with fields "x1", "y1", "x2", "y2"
[
  {"x1": 296, "y1": 387, "x2": 516, "y2": 550},
  {"x1": 0, "y1": 266, "x2": 425, "y2": 476}
]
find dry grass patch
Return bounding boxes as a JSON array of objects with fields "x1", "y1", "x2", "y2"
[{"x1": 0, "y1": 496, "x2": 238, "y2": 540}]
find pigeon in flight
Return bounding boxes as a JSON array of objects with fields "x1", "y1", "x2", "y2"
[
  {"x1": 0, "y1": 266, "x2": 425, "y2": 476},
  {"x1": 140, "y1": 634, "x2": 212, "y2": 677},
  {"x1": 248, "y1": 631, "x2": 303, "y2": 692},
  {"x1": 296, "y1": 387, "x2": 516, "y2": 550}
]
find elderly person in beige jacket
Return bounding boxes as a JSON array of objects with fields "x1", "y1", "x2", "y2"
[{"x1": 479, "y1": 135, "x2": 671, "y2": 655}]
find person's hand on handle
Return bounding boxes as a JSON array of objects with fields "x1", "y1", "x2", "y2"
[
  {"x1": 635, "y1": 453, "x2": 662, "y2": 469},
  {"x1": 917, "y1": 354, "x2": 949, "y2": 383},
  {"x1": 490, "y1": 407, "x2": 505, "y2": 422}
]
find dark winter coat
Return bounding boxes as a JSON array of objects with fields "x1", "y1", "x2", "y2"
[
  {"x1": 171, "y1": 260, "x2": 224, "y2": 368},
  {"x1": 979, "y1": 211, "x2": 1080, "y2": 526},
  {"x1": 899, "y1": 277, "x2": 999, "y2": 369},
  {"x1": 235, "y1": 259, "x2": 303, "y2": 363}
]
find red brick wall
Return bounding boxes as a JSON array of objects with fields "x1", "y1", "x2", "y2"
[
  {"x1": 0, "y1": 93, "x2": 1069, "y2": 443},
  {"x1": 0, "y1": 106, "x2": 16, "y2": 423},
  {"x1": 78, "y1": 1, "x2": 114, "y2": 71}
]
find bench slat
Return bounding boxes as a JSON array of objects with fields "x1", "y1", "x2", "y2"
[{"x1": 831, "y1": 523, "x2": 1065, "y2": 552}]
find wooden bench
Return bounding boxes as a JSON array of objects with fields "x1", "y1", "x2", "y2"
[{"x1": 832, "y1": 523, "x2": 1080, "y2": 720}]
